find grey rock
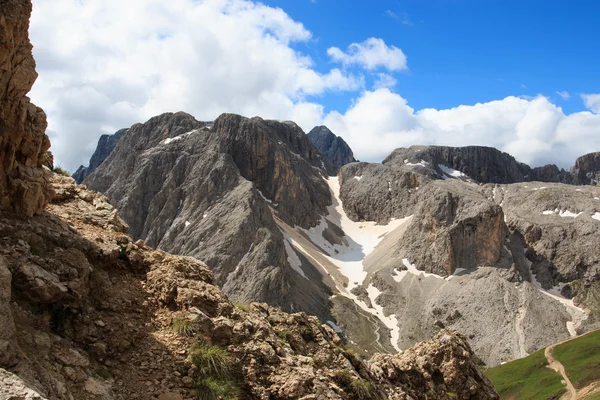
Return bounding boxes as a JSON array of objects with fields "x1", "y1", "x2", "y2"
[
  {"x1": 72, "y1": 128, "x2": 127, "y2": 183},
  {"x1": 84, "y1": 112, "x2": 333, "y2": 319},
  {"x1": 307, "y1": 126, "x2": 356, "y2": 175},
  {"x1": 572, "y1": 151, "x2": 600, "y2": 185},
  {"x1": 383, "y1": 145, "x2": 579, "y2": 184}
]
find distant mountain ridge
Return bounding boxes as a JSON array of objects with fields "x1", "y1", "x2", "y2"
[{"x1": 72, "y1": 128, "x2": 128, "y2": 183}]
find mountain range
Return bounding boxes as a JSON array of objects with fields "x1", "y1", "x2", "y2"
[
  {"x1": 1, "y1": 0, "x2": 600, "y2": 398},
  {"x1": 74, "y1": 110, "x2": 600, "y2": 367}
]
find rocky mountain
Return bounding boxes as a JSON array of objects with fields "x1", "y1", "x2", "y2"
[
  {"x1": 383, "y1": 145, "x2": 581, "y2": 184},
  {"x1": 72, "y1": 128, "x2": 127, "y2": 183},
  {"x1": 573, "y1": 151, "x2": 600, "y2": 185},
  {"x1": 80, "y1": 114, "x2": 600, "y2": 368},
  {"x1": 307, "y1": 126, "x2": 356, "y2": 175},
  {"x1": 1, "y1": 2, "x2": 499, "y2": 399}
]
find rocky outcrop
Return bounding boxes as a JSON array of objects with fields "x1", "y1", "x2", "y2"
[
  {"x1": 0, "y1": 0, "x2": 53, "y2": 217},
  {"x1": 491, "y1": 182, "x2": 600, "y2": 286},
  {"x1": 307, "y1": 126, "x2": 356, "y2": 175},
  {"x1": 72, "y1": 128, "x2": 127, "y2": 183},
  {"x1": 402, "y1": 181, "x2": 507, "y2": 275},
  {"x1": 572, "y1": 151, "x2": 600, "y2": 185}
]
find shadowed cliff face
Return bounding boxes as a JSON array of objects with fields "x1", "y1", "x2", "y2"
[
  {"x1": 307, "y1": 126, "x2": 356, "y2": 175},
  {"x1": 0, "y1": 0, "x2": 53, "y2": 216},
  {"x1": 72, "y1": 128, "x2": 127, "y2": 183}
]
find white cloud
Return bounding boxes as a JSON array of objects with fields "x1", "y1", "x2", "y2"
[
  {"x1": 556, "y1": 91, "x2": 571, "y2": 100},
  {"x1": 373, "y1": 73, "x2": 397, "y2": 89},
  {"x1": 28, "y1": 0, "x2": 599, "y2": 172},
  {"x1": 327, "y1": 38, "x2": 408, "y2": 71},
  {"x1": 323, "y1": 89, "x2": 600, "y2": 168},
  {"x1": 29, "y1": 0, "x2": 360, "y2": 170},
  {"x1": 581, "y1": 93, "x2": 600, "y2": 114}
]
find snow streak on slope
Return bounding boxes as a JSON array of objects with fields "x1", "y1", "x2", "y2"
[
  {"x1": 282, "y1": 176, "x2": 410, "y2": 352},
  {"x1": 524, "y1": 252, "x2": 588, "y2": 337},
  {"x1": 298, "y1": 177, "x2": 410, "y2": 291}
]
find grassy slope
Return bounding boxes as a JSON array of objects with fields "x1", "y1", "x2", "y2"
[
  {"x1": 484, "y1": 349, "x2": 565, "y2": 400},
  {"x1": 553, "y1": 329, "x2": 600, "y2": 390}
]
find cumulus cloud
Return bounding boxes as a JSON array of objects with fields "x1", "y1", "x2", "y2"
[
  {"x1": 581, "y1": 94, "x2": 600, "y2": 114},
  {"x1": 29, "y1": 0, "x2": 360, "y2": 170},
  {"x1": 323, "y1": 89, "x2": 600, "y2": 168},
  {"x1": 373, "y1": 73, "x2": 398, "y2": 89},
  {"x1": 327, "y1": 38, "x2": 408, "y2": 71},
  {"x1": 28, "y1": 0, "x2": 600, "y2": 172}
]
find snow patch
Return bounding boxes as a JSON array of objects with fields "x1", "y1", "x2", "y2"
[
  {"x1": 283, "y1": 235, "x2": 308, "y2": 280},
  {"x1": 366, "y1": 285, "x2": 401, "y2": 352},
  {"x1": 163, "y1": 129, "x2": 199, "y2": 145},
  {"x1": 542, "y1": 208, "x2": 583, "y2": 218},
  {"x1": 405, "y1": 160, "x2": 429, "y2": 167},
  {"x1": 298, "y1": 177, "x2": 410, "y2": 290},
  {"x1": 354, "y1": 176, "x2": 363, "y2": 181},
  {"x1": 524, "y1": 253, "x2": 587, "y2": 337},
  {"x1": 184, "y1": 221, "x2": 191, "y2": 227},
  {"x1": 402, "y1": 259, "x2": 445, "y2": 280},
  {"x1": 439, "y1": 164, "x2": 469, "y2": 180},
  {"x1": 592, "y1": 212, "x2": 600, "y2": 221}
]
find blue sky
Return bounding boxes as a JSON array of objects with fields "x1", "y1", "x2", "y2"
[
  {"x1": 29, "y1": 0, "x2": 600, "y2": 171},
  {"x1": 263, "y1": 0, "x2": 600, "y2": 114}
]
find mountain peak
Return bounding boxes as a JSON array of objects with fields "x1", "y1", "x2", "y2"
[{"x1": 308, "y1": 125, "x2": 356, "y2": 175}]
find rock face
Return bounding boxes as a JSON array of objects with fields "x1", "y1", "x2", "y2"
[
  {"x1": 84, "y1": 112, "x2": 333, "y2": 318},
  {"x1": 72, "y1": 128, "x2": 127, "y2": 183},
  {"x1": 572, "y1": 151, "x2": 600, "y2": 185},
  {"x1": 384, "y1": 145, "x2": 578, "y2": 184},
  {"x1": 0, "y1": 173, "x2": 498, "y2": 400},
  {"x1": 307, "y1": 126, "x2": 356, "y2": 175},
  {"x1": 0, "y1": 0, "x2": 53, "y2": 217}
]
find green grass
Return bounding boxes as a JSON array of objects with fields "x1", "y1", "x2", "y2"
[
  {"x1": 350, "y1": 379, "x2": 374, "y2": 399},
  {"x1": 189, "y1": 342, "x2": 233, "y2": 378},
  {"x1": 171, "y1": 317, "x2": 196, "y2": 337},
  {"x1": 553, "y1": 330, "x2": 600, "y2": 389},
  {"x1": 196, "y1": 376, "x2": 240, "y2": 400},
  {"x1": 235, "y1": 303, "x2": 249, "y2": 312},
  {"x1": 52, "y1": 166, "x2": 70, "y2": 176},
  {"x1": 484, "y1": 349, "x2": 566, "y2": 399}
]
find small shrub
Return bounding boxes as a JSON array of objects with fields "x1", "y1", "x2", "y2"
[
  {"x1": 333, "y1": 369, "x2": 353, "y2": 388},
  {"x1": 277, "y1": 329, "x2": 294, "y2": 342},
  {"x1": 52, "y1": 166, "x2": 70, "y2": 176},
  {"x1": 189, "y1": 342, "x2": 232, "y2": 377},
  {"x1": 235, "y1": 303, "x2": 249, "y2": 312},
  {"x1": 350, "y1": 379, "x2": 373, "y2": 399},
  {"x1": 172, "y1": 317, "x2": 196, "y2": 337},
  {"x1": 196, "y1": 376, "x2": 240, "y2": 400}
]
